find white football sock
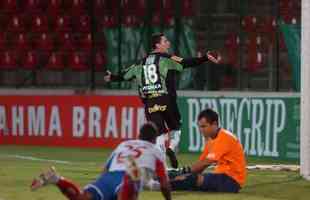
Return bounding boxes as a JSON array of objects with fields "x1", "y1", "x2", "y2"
[
  {"x1": 156, "y1": 134, "x2": 168, "y2": 154},
  {"x1": 169, "y1": 130, "x2": 181, "y2": 152}
]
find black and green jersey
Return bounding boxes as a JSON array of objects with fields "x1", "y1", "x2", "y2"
[{"x1": 122, "y1": 53, "x2": 183, "y2": 99}]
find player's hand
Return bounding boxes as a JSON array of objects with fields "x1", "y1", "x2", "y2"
[
  {"x1": 170, "y1": 55, "x2": 184, "y2": 63},
  {"x1": 180, "y1": 166, "x2": 192, "y2": 174},
  {"x1": 207, "y1": 51, "x2": 221, "y2": 64},
  {"x1": 104, "y1": 70, "x2": 112, "y2": 82}
]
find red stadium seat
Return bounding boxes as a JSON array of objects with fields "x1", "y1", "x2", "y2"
[
  {"x1": 258, "y1": 17, "x2": 276, "y2": 48},
  {"x1": 69, "y1": 0, "x2": 86, "y2": 16},
  {"x1": 154, "y1": 0, "x2": 173, "y2": 15},
  {"x1": 122, "y1": 0, "x2": 132, "y2": 12},
  {"x1": 7, "y1": 15, "x2": 25, "y2": 33},
  {"x1": 46, "y1": 52, "x2": 65, "y2": 70},
  {"x1": 152, "y1": 13, "x2": 174, "y2": 26},
  {"x1": 221, "y1": 75, "x2": 236, "y2": 89},
  {"x1": 164, "y1": 0, "x2": 174, "y2": 13},
  {"x1": 259, "y1": 16, "x2": 276, "y2": 34},
  {"x1": 279, "y1": 0, "x2": 293, "y2": 16},
  {"x1": 0, "y1": 15, "x2": 8, "y2": 30},
  {"x1": 151, "y1": 14, "x2": 161, "y2": 26},
  {"x1": 74, "y1": 15, "x2": 90, "y2": 33},
  {"x1": 54, "y1": 15, "x2": 72, "y2": 32},
  {"x1": 12, "y1": 33, "x2": 32, "y2": 52},
  {"x1": 181, "y1": 0, "x2": 195, "y2": 17},
  {"x1": 0, "y1": 51, "x2": 18, "y2": 70},
  {"x1": 31, "y1": 15, "x2": 49, "y2": 33},
  {"x1": 94, "y1": 51, "x2": 106, "y2": 71},
  {"x1": 63, "y1": 0, "x2": 73, "y2": 9},
  {"x1": 246, "y1": 50, "x2": 264, "y2": 72},
  {"x1": 225, "y1": 33, "x2": 240, "y2": 49},
  {"x1": 164, "y1": 13, "x2": 174, "y2": 26},
  {"x1": 224, "y1": 33, "x2": 240, "y2": 68},
  {"x1": 279, "y1": 0, "x2": 299, "y2": 24},
  {"x1": 107, "y1": 0, "x2": 121, "y2": 15},
  {"x1": 24, "y1": 0, "x2": 42, "y2": 13},
  {"x1": 245, "y1": 34, "x2": 264, "y2": 72},
  {"x1": 256, "y1": 34, "x2": 270, "y2": 51},
  {"x1": 1, "y1": 0, "x2": 18, "y2": 13},
  {"x1": 94, "y1": 0, "x2": 119, "y2": 15},
  {"x1": 47, "y1": 0, "x2": 63, "y2": 16},
  {"x1": 279, "y1": 32, "x2": 287, "y2": 50},
  {"x1": 56, "y1": 32, "x2": 75, "y2": 51},
  {"x1": 245, "y1": 34, "x2": 261, "y2": 49},
  {"x1": 67, "y1": 51, "x2": 88, "y2": 71},
  {"x1": 294, "y1": 0, "x2": 301, "y2": 16},
  {"x1": 136, "y1": 0, "x2": 147, "y2": 16},
  {"x1": 242, "y1": 16, "x2": 258, "y2": 33},
  {"x1": 94, "y1": 34, "x2": 106, "y2": 50},
  {"x1": 98, "y1": 15, "x2": 117, "y2": 28},
  {"x1": 33, "y1": 33, "x2": 54, "y2": 52},
  {"x1": 94, "y1": 0, "x2": 106, "y2": 15},
  {"x1": 283, "y1": 14, "x2": 299, "y2": 25},
  {"x1": 78, "y1": 33, "x2": 92, "y2": 51},
  {"x1": 123, "y1": 15, "x2": 141, "y2": 27},
  {"x1": 20, "y1": 50, "x2": 39, "y2": 70},
  {"x1": 122, "y1": 0, "x2": 146, "y2": 16},
  {"x1": 0, "y1": 33, "x2": 8, "y2": 50}
]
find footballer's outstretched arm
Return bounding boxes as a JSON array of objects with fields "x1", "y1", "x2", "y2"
[
  {"x1": 170, "y1": 51, "x2": 220, "y2": 68},
  {"x1": 104, "y1": 64, "x2": 137, "y2": 82},
  {"x1": 104, "y1": 70, "x2": 125, "y2": 82}
]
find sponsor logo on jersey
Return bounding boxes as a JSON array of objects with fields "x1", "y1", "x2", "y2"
[
  {"x1": 148, "y1": 104, "x2": 167, "y2": 113},
  {"x1": 142, "y1": 83, "x2": 162, "y2": 92}
]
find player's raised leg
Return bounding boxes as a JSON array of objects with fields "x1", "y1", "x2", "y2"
[
  {"x1": 31, "y1": 166, "x2": 92, "y2": 200},
  {"x1": 169, "y1": 129, "x2": 181, "y2": 152},
  {"x1": 164, "y1": 101, "x2": 182, "y2": 169},
  {"x1": 166, "y1": 129, "x2": 181, "y2": 168}
]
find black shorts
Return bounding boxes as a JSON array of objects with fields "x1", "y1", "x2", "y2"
[
  {"x1": 169, "y1": 172, "x2": 241, "y2": 193},
  {"x1": 199, "y1": 173, "x2": 241, "y2": 193},
  {"x1": 143, "y1": 95, "x2": 181, "y2": 134}
]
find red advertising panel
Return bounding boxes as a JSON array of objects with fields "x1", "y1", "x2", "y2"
[{"x1": 0, "y1": 95, "x2": 144, "y2": 148}]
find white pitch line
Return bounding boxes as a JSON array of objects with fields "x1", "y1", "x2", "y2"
[
  {"x1": 2, "y1": 154, "x2": 299, "y2": 172},
  {"x1": 0, "y1": 154, "x2": 97, "y2": 166},
  {"x1": 0, "y1": 154, "x2": 73, "y2": 164}
]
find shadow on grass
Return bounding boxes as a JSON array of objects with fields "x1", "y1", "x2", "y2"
[
  {"x1": 245, "y1": 175, "x2": 303, "y2": 189},
  {"x1": 172, "y1": 190, "x2": 236, "y2": 196},
  {"x1": 169, "y1": 175, "x2": 305, "y2": 199}
]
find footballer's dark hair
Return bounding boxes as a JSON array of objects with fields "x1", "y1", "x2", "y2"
[
  {"x1": 139, "y1": 122, "x2": 158, "y2": 143},
  {"x1": 198, "y1": 108, "x2": 219, "y2": 124},
  {"x1": 151, "y1": 33, "x2": 164, "y2": 49}
]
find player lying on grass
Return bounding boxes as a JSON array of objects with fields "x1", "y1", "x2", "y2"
[
  {"x1": 30, "y1": 122, "x2": 171, "y2": 200},
  {"x1": 168, "y1": 108, "x2": 247, "y2": 193}
]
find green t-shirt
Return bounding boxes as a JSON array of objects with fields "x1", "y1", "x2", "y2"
[{"x1": 122, "y1": 53, "x2": 183, "y2": 99}]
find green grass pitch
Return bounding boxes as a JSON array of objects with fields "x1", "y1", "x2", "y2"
[{"x1": 0, "y1": 145, "x2": 309, "y2": 200}]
